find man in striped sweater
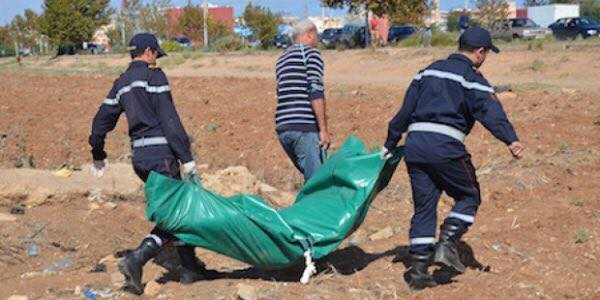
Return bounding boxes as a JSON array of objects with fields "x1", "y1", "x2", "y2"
[{"x1": 275, "y1": 20, "x2": 330, "y2": 182}]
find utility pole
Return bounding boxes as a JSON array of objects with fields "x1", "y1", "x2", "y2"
[
  {"x1": 434, "y1": 0, "x2": 440, "y2": 26},
  {"x1": 203, "y1": 0, "x2": 209, "y2": 48}
]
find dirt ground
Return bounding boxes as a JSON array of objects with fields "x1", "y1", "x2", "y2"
[{"x1": 0, "y1": 43, "x2": 599, "y2": 299}]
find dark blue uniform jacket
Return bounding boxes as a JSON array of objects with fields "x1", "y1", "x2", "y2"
[
  {"x1": 385, "y1": 54, "x2": 518, "y2": 163},
  {"x1": 89, "y1": 61, "x2": 193, "y2": 163}
]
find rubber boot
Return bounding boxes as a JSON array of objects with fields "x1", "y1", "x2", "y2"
[
  {"x1": 434, "y1": 223, "x2": 467, "y2": 273},
  {"x1": 118, "y1": 238, "x2": 161, "y2": 295},
  {"x1": 404, "y1": 253, "x2": 438, "y2": 291},
  {"x1": 176, "y1": 245, "x2": 207, "y2": 284}
]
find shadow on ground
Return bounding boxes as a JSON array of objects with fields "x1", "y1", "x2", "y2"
[{"x1": 129, "y1": 241, "x2": 490, "y2": 289}]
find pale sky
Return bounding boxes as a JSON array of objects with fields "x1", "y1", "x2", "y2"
[{"x1": 0, "y1": 0, "x2": 526, "y2": 25}]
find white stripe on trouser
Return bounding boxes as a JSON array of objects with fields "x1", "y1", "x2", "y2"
[
  {"x1": 146, "y1": 234, "x2": 163, "y2": 247},
  {"x1": 410, "y1": 237, "x2": 436, "y2": 245},
  {"x1": 447, "y1": 212, "x2": 475, "y2": 224},
  {"x1": 414, "y1": 69, "x2": 495, "y2": 93}
]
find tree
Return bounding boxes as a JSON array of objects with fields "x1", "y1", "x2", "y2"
[
  {"x1": 118, "y1": 0, "x2": 143, "y2": 45},
  {"x1": 581, "y1": 0, "x2": 600, "y2": 22},
  {"x1": 523, "y1": 0, "x2": 549, "y2": 6},
  {"x1": 39, "y1": 0, "x2": 114, "y2": 47},
  {"x1": 10, "y1": 9, "x2": 41, "y2": 52},
  {"x1": 322, "y1": 0, "x2": 429, "y2": 25},
  {"x1": 476, "y1": 0, "x2": 510, "y2": 29},
  {"x1": 243, "y1": 3, "x2": 282, "y2": 49},
  {"x1": 139, "y1": 0, "x2": 172, "y2": 40},
  {"x1": 175, "y1": 4, "x2": 229, "y2": 45}
]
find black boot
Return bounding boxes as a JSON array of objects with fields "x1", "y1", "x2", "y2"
[
  {"x1": 176, "y1": 245, "x2": 208, "y2": 284},
  {"x1": 118, "y1": 238, "x2": 161, "y2": 295},
  {"x1": 404, "y1": 253, "x2": 438, "y2": 291},
  {"x1": 434, "y1": 223, "x2": 467, "y2": 273}
]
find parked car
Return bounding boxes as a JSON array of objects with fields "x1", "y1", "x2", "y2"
[
  {"x1": 339, "y1": 24, "x2": 367, "y2": 48},
  {"x1": 549, "y1": 17, "x2": 600, "y2": 40},
  {"x1": 320, "y1": 28, "x2": 342, "y2": 49},
  {"x1": 272, "y1": 33, "x2": 292, "y2": 48},
  {"x1": 491, "y1": 18, "x2": 551, "y2": 41},
  {"x1": 170, "y1": 36, "x2": 192, "y2": 48},
  {"x1": 388, "y1": 25, "x2": 418, "y2": 43}
]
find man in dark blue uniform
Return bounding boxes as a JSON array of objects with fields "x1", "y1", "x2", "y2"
[
  {"x1": 89, "y1": 33, "x2": 206, "y2": 294},
  {"x1": 381, "y1": 28, "x2": 524, "y2": 290}
]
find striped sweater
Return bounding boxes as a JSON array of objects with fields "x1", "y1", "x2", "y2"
[{"x1": 275, "y1": 44, "x2": 325, "y2": 132}]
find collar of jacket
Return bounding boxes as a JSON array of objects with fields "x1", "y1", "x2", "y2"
[
  {"x1": 448, "y1": 53, "x2": 475, "y2": 67},
  {"x1": 128, "y1": 60, "x2": 149, "y2": 69}
]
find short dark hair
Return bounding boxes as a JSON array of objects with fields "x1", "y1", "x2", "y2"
[
  {"x1": 130, "y1": 47, "x2": 157, "y2": 59},
  {"x1": 458, "y1": 40, "x2": 478, "y2": 52},
  {"x1": 130, "y1": 48, "x2": 146, "y2": 59}
]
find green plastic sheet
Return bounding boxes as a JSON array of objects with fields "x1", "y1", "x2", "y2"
[{"x1": 145, "y1": 136, "x2": 403, "y2": 270}]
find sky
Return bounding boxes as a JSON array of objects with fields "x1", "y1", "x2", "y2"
[{"x1": 0, "y1": 0, "x2": 526, "y2": 25}]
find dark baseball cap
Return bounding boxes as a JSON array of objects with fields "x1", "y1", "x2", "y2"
[
  {"x1": 128, "y1": 33, "x2": 167, "y2": 58},
  {"x1": 459, "y1": 27, "x2": 500, "y2": 53}
]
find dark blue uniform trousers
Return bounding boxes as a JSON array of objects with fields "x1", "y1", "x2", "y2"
[
  {"x1": 132, "y1": 147, "x2": 181, "y2": 245},
  {"x1": 406, "y1": 157, "x2": 481, "y2": 255}
]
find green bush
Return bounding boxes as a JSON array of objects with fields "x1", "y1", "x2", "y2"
[
  {"x1": 210, "y1": 34, "x2": 244, "y2": 53},
  {"x1": 399, "y1": 31, "x2": 457, "y2": 47},
  {"x1": 161, "y1": 40, "x2": 182, "y2": 53}
]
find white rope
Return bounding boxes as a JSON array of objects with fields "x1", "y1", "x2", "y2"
[{"x1": 300, "y1": 249, "x2": 317, "y2": 284}]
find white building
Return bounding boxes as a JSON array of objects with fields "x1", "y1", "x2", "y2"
[{"x1": 528, "y1": 4, "x2": 580, "y2": 27}]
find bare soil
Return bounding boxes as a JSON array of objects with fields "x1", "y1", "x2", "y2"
[{"x1": 0, "y1": 44, "x2": 599, "y2": 299}]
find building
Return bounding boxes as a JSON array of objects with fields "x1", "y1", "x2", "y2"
[
  {"x1": 167, "y1": 4, "x2": 234, "y2": 42},
  {"x1": 507, "y1": 2, "x2": 517, "y2": 18},
  {"x1": 527, "y1": 4, "x2": 579, "y2": 27},
  {"x1": 93, "y1": 22, "x2": 116, "y2": 51}
]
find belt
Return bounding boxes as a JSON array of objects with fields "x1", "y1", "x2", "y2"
[
  {"x1": 132, "y1": 136, "x2": 169, "y2": 148},
  {"x1": 407, "y1": 122, "x2": 466, "y2": 143}
]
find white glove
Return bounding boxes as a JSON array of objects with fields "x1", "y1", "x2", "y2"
[
  {"x1": 380, "y1": 147, "x2": 393, "y2": 160},
  {"x1": 183, "y1": 161, "x2": 197, "y2": 175},
  {"x1": 91, "y1": 160, "x2": 107, "y2": 178}
]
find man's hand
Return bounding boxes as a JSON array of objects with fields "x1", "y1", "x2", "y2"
[
  {"x1": 380, "y1": 147, "x2": 393, "y2": 160},
  {"x1": 183, "y1": 161, "x2": 197, "y2": 175},
  {"x1": 508, "y1": 141, "x2": 525, "y2": 159},
  {"x1": 319, "y1": 131, "x2": 331, "y2": 150},
  {"x1": 90, "y1": 160, "x2": 107, "y2": 178}
]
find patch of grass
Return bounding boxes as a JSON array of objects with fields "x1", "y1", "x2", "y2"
[
  {"x1": 558, "y1": 72, "x2": 570, "y2": 79},
  {"x1": 399, "y1": 31, "x2": 456, "y2": 47},
  {"x1": 530, "y1": 59, "x2": 545, "y2": 71},
  {"x1": 575, "y1": 229, "x2": 591, "y2": 244},
  {"x1": 336, "y1": 86, "x2": 346, "y2": 96},
  {"x1": 192, "y1": 63, "x2": 204, "y2": 69},
  {"x1": 559, "y1": 141, "x2": 569, "y2": 152},
  {"x1": 182, "y1": 50, "x2": 204, "y2": 60},
  {"x1": 570, "y1": 198, "x2": 584, "y2": 207},
  {"x1": 368, "y1": 141, "x2": 382, "y2": 153},
  {"x1": 512, "y1": 58, "x2": 546, "y2": 73},
  {"x1": 242, "y1": 46, "x2": 258, "y2": 55},
  {"x1": 594, "y1": 117, "x2": 600, "y2": 126},
  {"x1": 207, "y1": 122, "x2": 219, "y2": 133},
  {"x1": 159, "y1": 55, "x2": 187, "y2": 69}
]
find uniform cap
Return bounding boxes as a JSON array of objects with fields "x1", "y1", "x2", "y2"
[
  {"x1": 128, "y1": 33, "x2": 167, "y2": 58},
  {"x1": 459, "y1": 27, "x2": 500, "y2": 53}
]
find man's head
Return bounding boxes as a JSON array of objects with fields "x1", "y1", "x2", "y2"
[
  {"x1": 128, "y1": 33, "x2": 167, "y2": 64},
  {"x1": 291, "y1": 19, "x2": 318, "y2": 47},
  {"x1": 458, "y1": 28, "x2": 499, "y2": 68}
]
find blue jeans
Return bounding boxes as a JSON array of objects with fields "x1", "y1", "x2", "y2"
[
  {"x1": 278, "y1": 131, "x2": 323, "y2": 182},
  {"x1": 420, "y1": 28, "x2": 432, "y2": 47}
]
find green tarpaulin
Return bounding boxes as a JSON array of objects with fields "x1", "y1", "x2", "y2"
[{"x1": 145, "y1": 136, "x2": 402, "y2": 278}]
